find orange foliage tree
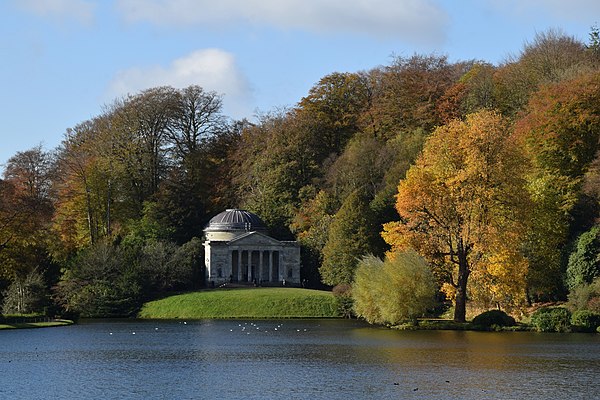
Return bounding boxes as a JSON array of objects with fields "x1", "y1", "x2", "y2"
[{"x1": 382, "y1": 110, "x2": 530, "y2": 321}]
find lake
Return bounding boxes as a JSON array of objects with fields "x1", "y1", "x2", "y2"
[{"x1": 0, "y1": 319, "x2": 599, "y2": 399}]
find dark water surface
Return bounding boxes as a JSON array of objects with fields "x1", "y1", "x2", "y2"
[{"x1": 1, "y1": 319, "x2": 599, "y2": 399}]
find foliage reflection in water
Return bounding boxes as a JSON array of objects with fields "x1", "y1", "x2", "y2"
[{"x1": 0, "y1": 319, "x2": 598, "y2": 399}]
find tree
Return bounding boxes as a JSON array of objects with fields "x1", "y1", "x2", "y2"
[
  {"x1": 587, "y1": 24, "x2": 600, "y2": 62},
  {"x1": 566, "y1": 225, "x2": 600, "y2": 290},
  {"x1": 325, "y1": 133, "x2": 394, "y2": 203},
  {"x1": 352, "y1": 251, "x2": 435, "y2": 325},
  {"x1": 231, "y1": 110, "x2": 321, "y2": 238},
  {"x1": 53, "y1": 241, "x2": 143, "y2": 317},
  {"x1": 171, "y1": 237, "x2": 204, "y2": 288},
  {"x1": 167, "y1": 85, "x2": 226, "y2": 161},
  {"x1": 0, "y1": 146, "x2": 56, "y2": 304},
  {"x1": 320, "y1": 189, "x2": 378, "y2": 286},
  {"x1": 494, "y1": 29, "x2": 589, "y2": 117},
  {"x1": 514, "y1": 71, "x2": 600, "y2": 299},
  {"x1": 2, "y1": 268, "x2": 48, "y2": 314},
  {"x1": 370, "y1": 54, "x2": 468, "y2": 139},
  {"x1": 53, "y1": 119, "x2": 110, "y2": 249},
  {"x1": 437, "y1": 63, "x2": 497, "y2": 123},
  {"x1": 297, "y1": 72, "x2": 371, "y2": 158},
  {"x1": 291, "y1": 188, "x2": 335, "y2": 288},
  {"x1": 382, "y1": 110, "x2": 530, "y2": 322}
]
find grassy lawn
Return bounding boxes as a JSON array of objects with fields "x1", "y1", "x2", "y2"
[{"x1": 139, "y1": 287, "x2": 339, "y2": 319}]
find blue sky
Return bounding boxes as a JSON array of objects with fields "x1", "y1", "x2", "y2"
[{"x1": 1, "y1": 0, "x2": 598, "y2": 170}]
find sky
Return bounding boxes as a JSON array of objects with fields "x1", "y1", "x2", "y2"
[{"x1": 1, "y1": 0, "x2": 598, "y2": 170}]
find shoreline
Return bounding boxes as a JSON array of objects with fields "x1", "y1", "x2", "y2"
[{"x1": 0, "y1": 319, "x2": 74, "y2": 330}]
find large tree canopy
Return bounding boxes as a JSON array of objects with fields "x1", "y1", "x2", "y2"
[{"x1": 383, "y1": 110, "x2": 530, "y2": 321}]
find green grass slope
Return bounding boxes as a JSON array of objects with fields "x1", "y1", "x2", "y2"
[{"x1": 138, "y1": 288, "x2": 339, "y2": 319}]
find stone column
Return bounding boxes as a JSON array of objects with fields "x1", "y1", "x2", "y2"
[
  {"x1": 238, "y1": 249, "x2": 242, "y2": 282},
  {"x1": 259, "y1": 251, "x2": 263, "y2": 284}
]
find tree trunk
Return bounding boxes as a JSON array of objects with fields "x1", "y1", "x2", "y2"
[{"x1": 453, "y1": 252, "x2": 470, "y2": 323}]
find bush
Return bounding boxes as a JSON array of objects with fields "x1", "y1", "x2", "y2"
[
  {"x1": 530, "y1": 307, "x2": 572, "y2": 332},
  {"x1": 472, "y1": 310, "x2": 516, "y2": 329},
  {"x1": 332, "y1": 284, "x2": 353, "y2": 318},
  {"x1": 570, "y1": 310, "x2": 600, "y2": 332},
  {"x1": 352, "y1": 251, "x2": 435, "y2": 326},
  {"x1": 567, "y1": 277, "x2": 600, "y2": 313}
]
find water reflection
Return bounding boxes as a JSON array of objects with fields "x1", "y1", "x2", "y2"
[{"x1": 0, "y1": 319, "x2": 598, "y2": 399}]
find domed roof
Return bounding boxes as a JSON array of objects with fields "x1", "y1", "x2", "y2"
[{"x1": 204, "y1": 209, "x2": 267, "y2": 232}]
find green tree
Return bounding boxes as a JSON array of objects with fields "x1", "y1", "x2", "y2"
[
  {"x1": 54, "y1": 241, "x2": 142, "y2": 317},
  {"x1": 231, "y1": 110, "x2": 321, "y2": 238},
  {"x1": 515, "y1": 71, "x2": 600, "y2": 299},
  {"x1": 171, "y1": 237, "x2": 205, "y2": 288},
  {"x1": 297, "y1": 72, "x2": 371, "y2": 158},
  {"x1": 291, "y1": 188, "x2": 335, "y2": 288},
  {"x1": 566, "y1": 226, "x2": 600, "y2": 290},
  {"x1": 320, "y1": 189, "x2": 378, "y2": 286}
]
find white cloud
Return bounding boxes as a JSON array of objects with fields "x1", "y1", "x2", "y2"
[
  {"x1": 16, "y1": 0, "x2": 96, "y2": 25},
  {"x1": 115, "y1": 0, "x2": 448, "y2": 44},
  {"x1": 107, "y1": 49, "x2": 253, "y2": 118},
  {"x1": 485, "y1": 0, "x2": 600, "y2": 24}
]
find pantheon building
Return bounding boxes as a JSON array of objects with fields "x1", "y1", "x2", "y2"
[{"x1": 203, "y1": 209, "x2": 301, "y2": 286}]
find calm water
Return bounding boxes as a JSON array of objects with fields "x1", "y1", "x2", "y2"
[{"x1": 0, "y1": 319, "x2": 599, "y2": 399}]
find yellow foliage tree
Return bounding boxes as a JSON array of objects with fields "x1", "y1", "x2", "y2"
[{"x1": 382, "y1": 110, "x2": 530, "y2": 322}]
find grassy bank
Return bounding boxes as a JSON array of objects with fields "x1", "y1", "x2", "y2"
[
  {"x1": 139, "y1": 287, "x2": 339, "y2": 319},
  {"x1": 0, "y1": 319, "x2": 74, "y2": 330}
]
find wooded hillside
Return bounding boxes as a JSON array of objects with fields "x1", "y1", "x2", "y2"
[{"x1": 1, "y1": 29, "x2": 600, "y2": 320}]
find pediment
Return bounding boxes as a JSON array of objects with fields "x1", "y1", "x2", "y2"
[{"x1": 227, "y1": 231, "x2": 284, "y2": 246}]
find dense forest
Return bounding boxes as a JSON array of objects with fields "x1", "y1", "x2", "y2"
[{"x1": 1, "y1": 29, "x2": 600, "y2": 322}]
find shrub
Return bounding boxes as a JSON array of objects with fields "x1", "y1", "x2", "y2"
[
  {"x1": 472, "y1": 310, "x2": 516, "y2": 329},
  {"x1": 567, "y1": 277, "x2": 600, "y2": 313},
  {"x1": 570, "y1": 310, "x2": 600, "y2": 332},
  {"x1": 332, "y1": 284, "x2": 353, "y2": 318},
  {"x1": 352, "y1": 251, "x2": 435, "y2": 326},
  {"x1": 530, "y1": 307, "x2": 572, "y2": 332}
]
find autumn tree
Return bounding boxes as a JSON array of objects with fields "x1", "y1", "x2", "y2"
[
  {"x1": 437, "y1": 63, "x2": 497, "y2": 123},
  {"x1": 382, "y1": 110, "x2": 530, "y2": 322},
  {"x1": 0, "y1": 146, "x2": 57, "y2": 313},
  {"x1": 370, "y1": 54, "x2": 468, "y2": 139},
  {"x1": 53, "y1": 119, "x2": 110, "y2": 250}
]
